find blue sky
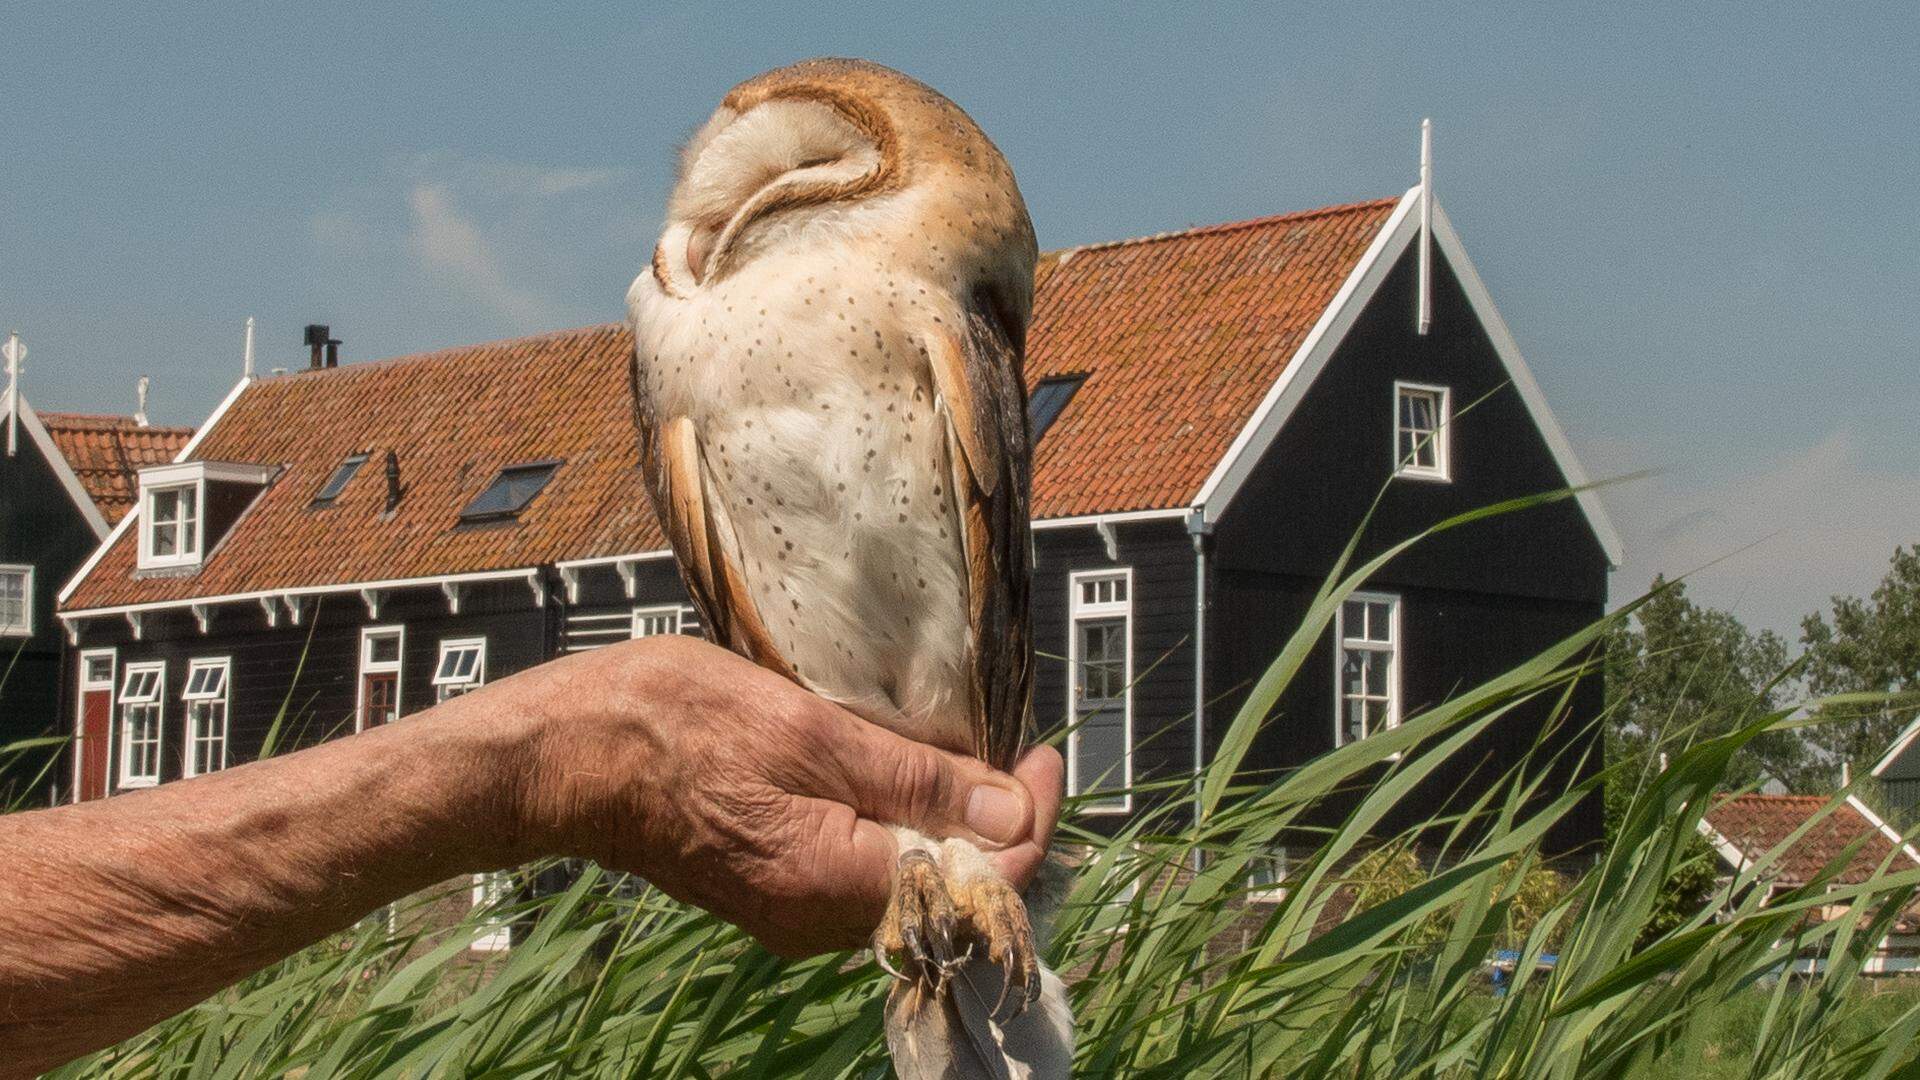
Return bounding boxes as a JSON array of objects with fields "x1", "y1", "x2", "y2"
[{"x1": 3, "y1": 2, "x2": 1915, "y2": 636}]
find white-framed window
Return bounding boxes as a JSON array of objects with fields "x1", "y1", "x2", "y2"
[
  {"x1": 181, "y1": 657, "x2": 231, "y2": 777},
  {"x1": 432, "y1": 637, "x2": 486, "y2": 703},
  {"x1": 133, "y1": 461, "x2": 272, "y2": 571},
  {"x1": 632, "y1": 605, "x2": 682, "y2": 638},
  {"x1": 1067, "y1": 568, "x2": 1133, "y2": 813},
  {"x1": 1248, "y1": 846, "x2": 1291, "y2": 902},
  {"x1": 357, "y1": 626, "x2": 405, "y2": 730},
  {"x1": 117, "y1": 662, "x2": 165, "y2": 787},
  {"x1": 0, "y1": 564, "x2": 31, "y2": 636},
  {"x1": 471, "y1": 870, "x2": 515, "y2": 952},
  {"x1": 1393, "y1": 382, "x2": 1450, "y2": 481},
  {"x1": 142, "y1": 483, "x2": 202, "y2": 567},
  {"x1": 1335, "y1": 593, "x2": 1401, "y2": 746}
]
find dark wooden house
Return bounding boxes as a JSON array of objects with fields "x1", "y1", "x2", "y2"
[
  {"x1": 1871, "y1": 723, "x2": 1920, "y2": 821},
  {"x1": 0, "y1": 394, "x2": 189, "y2": 804},
  {"x1": 58, "y1": 187, "x2": 1618, "y2": 861}
]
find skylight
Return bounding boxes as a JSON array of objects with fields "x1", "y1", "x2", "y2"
[
  {"x1": 459, "y1": 462, "x2": 559, "y2": 522},
  {"x1": 1028, "y1": 375, "x2": 1087, "y2": 444},
  {"x1": 311, "y1": 453, "x2": 369, "y2": 507}
]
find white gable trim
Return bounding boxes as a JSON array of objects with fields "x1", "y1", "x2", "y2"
[
  {"x1": 1188, "y1": 188, "x2": 1624, "y2": 569},
  {"x1": 4, "y1": 397, "x2": 111, "y2": 539},
  {"x1": 1189, "y1": 189, "x2": 1419, "y2": 530},
  {"x1": 1872, "y1": 717, "x2": 1920, "y2": 779},
  {"x1": 1696, "y1": 815, "x2": 1752, "y2": 877},
  {"x1": 1429, "y1": 203, "x2": 1624, "y2": 567},
  {"x1": 1845, "y1": 793, "x2": 1920, "y2": 868},
  {"x1": 58, "y1": 377, "x2": 250, "y2": 607}
]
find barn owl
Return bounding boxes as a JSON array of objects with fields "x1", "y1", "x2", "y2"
[{"x1": 626, "y1": 59, "x2": 1073, "y2": 1077}]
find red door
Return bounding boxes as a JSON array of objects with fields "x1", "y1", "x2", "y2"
[
  {"x1": 78, "y1": 690, "x2": 112, "y2": 801},
  {"x1": 362, "y1": 673, "x2": 399, "y2": 728}
]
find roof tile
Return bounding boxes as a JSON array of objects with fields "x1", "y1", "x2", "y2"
[
  {"x1": 63, "y1": 197, "x2": 1400, "y2": 609},
  {"x1": 1703, "y1": 794, "x2": 1919, "y2": 886},
  {"x1": 39, "y1": 412, "x2": 194, "y2": 524}
]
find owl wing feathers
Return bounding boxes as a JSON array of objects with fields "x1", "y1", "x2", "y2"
[
  {"x1": 926, "y1": 291, "x2": 1034, "y2": 772},
  {"x1": 643, "y1": 414, "x2": 797, "y2": 681}
]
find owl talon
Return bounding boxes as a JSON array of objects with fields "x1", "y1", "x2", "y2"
[
  {"x1": 875, "y1": 849, "x2": 1040, "y2": 1023},
  {"x1": 876, "y1": 849, "x2": 961, "y2": 989},
  {"x1": 949, "y1": 869, "x2": 1040, "y2": 1024}
]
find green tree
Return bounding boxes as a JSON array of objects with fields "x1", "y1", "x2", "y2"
[
  {"x1": 1605, "y1": 576, "x2": 1812, "y2": 791},
  {"x1": 1800, "y1": 545, "x2": 1920, "y2": 785}
]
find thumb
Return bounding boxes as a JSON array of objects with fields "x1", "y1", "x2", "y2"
[{"x1": 809, "y1": 710, "x2": 1035, "y2": 851}]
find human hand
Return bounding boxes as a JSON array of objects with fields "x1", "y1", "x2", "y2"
[{"x1": 485, "y1": 635, "x2": 1063, "y2": 957}]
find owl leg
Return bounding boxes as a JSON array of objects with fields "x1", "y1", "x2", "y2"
[
  {"x1": 873, "y1": 832, "x2": 1042, "y2": 1021},
  {"x1": 873, "y1": 831, "x2": 964, "y2": 992},
  {"x1": 939, "y1": 837, "x2": 1042, "y2": 1021}
]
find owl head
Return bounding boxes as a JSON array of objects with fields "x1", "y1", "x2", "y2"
[{"x1": 646, "y1": 58, "x2": 1033, "y2": 299}]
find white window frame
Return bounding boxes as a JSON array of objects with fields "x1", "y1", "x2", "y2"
[
  {"x1": 471, "y1": 870, "x2": 514, "y2": 952},
  {"x1": 134, "y1": 460, "x2": 274, "y2": 571},
  {"x1": 117, "y1": 661, "x2": 166, "y2": 788},
  {"x1": 139, "y1": 482, "x2": 203, "y2": 569},
  {"x1": 1066, "y1": 567, "x2": 1134, "y2": 814},
  {"x1": 432, "y1": 637, "x2": 487, "y2": 703},
  {"x1": 181, "y1": 657, "x2": 232, "y2": 777},
  {"x1": 1334, "y1": 592, "x2": 1402, "y2": 747},
  {"x1": 1247, "y1": 845, "x2": 1291, "y2": 903},
  {"x1": 72, "y1": 647, "x2": 117, "y2": 801},
  {"x1": 631, "y1": 605, "x2": 682, "y2": 638},
  {"x1": 1393, "y1": 381, "x2": 1451, "y2": 482},
  {"x1": 356, "y1": 625, "x2": 405, "y2": 731},
  {"x1": 0, "y1": 564, "x2": 32, "y2": 637}
]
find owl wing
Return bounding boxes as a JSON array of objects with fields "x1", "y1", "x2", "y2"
[
  {"x1": 634, "y1": 410, "x2": 797, "y2": 681},
  {"x1": 926, "y1": 290, "x2": 1034, "y2": 772}
]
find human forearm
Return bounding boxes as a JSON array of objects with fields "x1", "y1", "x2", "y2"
[
  {"x1": 0, "y1": 638, "x2": 1059, "y2": 1076},
  {"x1": 0, "y1": 694, "x2": 530, "y2": 1075}
]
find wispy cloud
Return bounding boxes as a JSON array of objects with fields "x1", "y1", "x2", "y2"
[
  {"x1": 307, "y1": 153, "x2": 646, "y2": 335},
  {"x1": 405, "y1": 181, "x2": 563, "y2": 328},
  {"x1": 1602, "y1": 429, "x2": 1920, "y2": 637}
]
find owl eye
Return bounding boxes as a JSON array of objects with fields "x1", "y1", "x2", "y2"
[{"x1": 666, "y1": 96, "x2": 889, "y2": 287}]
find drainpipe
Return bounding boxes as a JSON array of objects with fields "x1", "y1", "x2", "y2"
[{"x1": 1188, "y1": 508, "x2": 1211, "y2": 863}]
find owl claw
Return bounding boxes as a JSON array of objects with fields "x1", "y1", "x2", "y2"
[
  {"x1": 874, "y1": 848, "x2": 1040, "y2": 1022},
  {"x1": 875, "y1": 849, "x2": 961, "y2": 991}
]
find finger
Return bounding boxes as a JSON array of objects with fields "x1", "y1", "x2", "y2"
[
  {"x1": 988, "y1": 746, "x2": 1064, "y2": 889},
  {"x1": 765, "y1": 799, "x2": 900, "y2": 953},
  {"x1": 792, "y1": 707, "x2": 1035, "y2": 852}
]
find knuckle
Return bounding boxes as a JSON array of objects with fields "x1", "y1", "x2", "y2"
[{"x1": 889, "y1": 748, "x2": 952, "y2": 823}]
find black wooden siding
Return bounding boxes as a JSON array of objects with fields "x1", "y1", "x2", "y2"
[
  {"x1": 52, "y1": 236, "x2": 1611, "y2": 854},
  {"x1": 60, "y1": 560, "x2": 708, "y2": 799},
  {"x1": 1204, "y1": 241, "x2": 1610, "y2": 853},
  {"x1": 1033, "y1": 519, "x2": 1196, "y2": 833},
  {"x1": 1876, "y1": 736, "x2": 1920, "y2": 820},
  {"x1": 0, "y1": 429, "x2": 101, "y2": 804}
]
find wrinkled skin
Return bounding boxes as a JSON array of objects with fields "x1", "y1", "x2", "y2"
[
  {"x1": 520, "y1": 636, "x2": 1063, "y2": 956},
  {"x1": 0, "y1": 635, "x2": 1062, "y2": 1076}
]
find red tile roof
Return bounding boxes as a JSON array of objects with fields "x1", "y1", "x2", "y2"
[
  {"x1": 62, "y1": 324, "x2": 662, "y2": 610},
  {"x1": 62, "y1": 197, "x2": 1402, "y2": 610},
  {"x1": 39, "y1": 412, "x2": 194, "y2": 524},
  {"x1": 1026, "y1": 197, "x2": 1399, "y2": 518},
  {"x1": 1703, "y1": 794, "x2": 1919, "y2": 886}
]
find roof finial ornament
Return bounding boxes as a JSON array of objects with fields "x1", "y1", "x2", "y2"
[
  {"x1": 1417, "y1": 117, "x2": 1433, "y2": 336},
  {"x1": 243, "y1": 316, "x2": 256, "y2": 380},
  {"x1": 135, "y1": 376, "x2": 150, "y2": 428},
  {"x1": 3, "y1": 331, "x2": 25, "y2": 458}
]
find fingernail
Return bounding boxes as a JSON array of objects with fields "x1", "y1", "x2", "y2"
[{"x1": 966, "y1": 784, "x2": 1027, "y2": 848}]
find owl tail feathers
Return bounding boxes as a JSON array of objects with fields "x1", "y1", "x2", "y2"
[{"x1": 884, "y1": 960, "x2": 1075, "y2": 1080}]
